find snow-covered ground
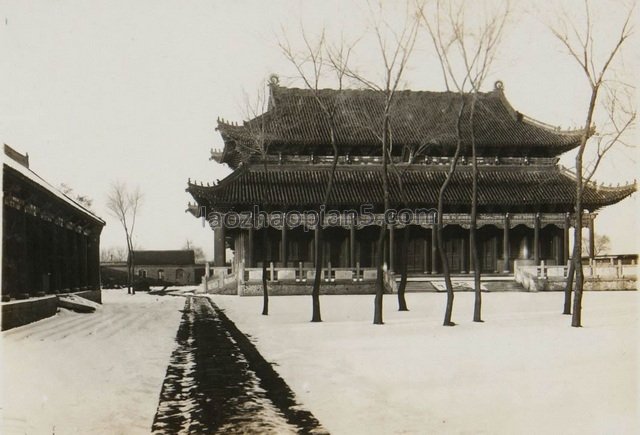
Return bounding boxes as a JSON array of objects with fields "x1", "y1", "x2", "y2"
[
  {"x1": 211, "y1": 291, "x2": 639, "y2": 435},
  {"x1": 1, "y1": 289, "x2": 185, "y2": 434}
]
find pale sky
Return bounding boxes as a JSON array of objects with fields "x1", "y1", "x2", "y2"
[{"x1": 1, "y1": 0, "x2": 638, "y2": 259}]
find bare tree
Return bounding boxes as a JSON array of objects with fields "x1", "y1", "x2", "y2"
[
  {"x1": 581, "y1": 234, "x2": 611, "y2": 257},
  {"x1": 279, "y1": 27, "x2": 355, "y2": 322},
  {"x1": 387, "y1": 160, "x2": 412, "y2": 311},
  {"x1": 339, "y1": 0, "x2": 420, "y2": 324},
  {"x1": 548, "y1": 0, "x2": 636, "y2": 326},
  {"x1": 100, "y1": 246, "x2": 127, "y2": 262},
  {"x1": 183, "y1": 239, "x2": 206, "y2": 263},
  {"x1": 106, "y1": 181, "x2": 143, "y2": 294},
  {"x1": 419, "y1": 0, "x2": 510, "y2": 324},
  {"x1": 60, "y1": 183, "x2": 94, "y2": 212},
  {"x1": 238, "y1": 82, "x2": 277, "y2": 315}
]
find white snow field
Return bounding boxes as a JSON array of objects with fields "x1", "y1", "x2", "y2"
[
  {"x1": 210, "y1": 291, "x2": 639, "y2": 435},
  {"x1": 1, "y1": 289, "x2": 185, "y2": 434}
]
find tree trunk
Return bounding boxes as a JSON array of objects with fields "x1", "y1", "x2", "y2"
[
  {"x1": 470, "y1": 96, "x2": 482, "y2": 322},
  {"x1": 440, "y1": 97, "x2": 465, "y2": 326},
  {"x1": 311, "y1": 225, "x2": 322, "y2": 322},
  {"x1": 397, "y1": 226, "x2": 410, "y2": 311},
  {"x1": 127, "y1": 238, "x2": 134, "y2": 295},
  {"x1": 572, "y1": 250, "x2": 584, "y2": 326},
  {"x1": 373, "y1": 224, "x2": 387, "y2": 324},
  {"x1": 373, "y1": 110, "x2": 391, "y2": 325},
  {"x1": 571, "y1": 88, "x2": 598, "y2": 327},
  {"x1": 563, "y1": 243, "x2": 577, "y2": 314},
  {"x1": 572, "y1": 149, "x2": 585, "y2": 327},
  {"x1": 438, "y1": 218, "x2": 455, "y2": 326},
  {"x1": 261, "y1": 227, "x2": 269, "y2": 316},
  {"x1": 310, "y1": 114, "x2": 339, "y2": 323}
]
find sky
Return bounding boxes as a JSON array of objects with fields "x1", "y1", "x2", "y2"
[{"x1": 1, "y1": 0, "x2": 638, "y2": 259}]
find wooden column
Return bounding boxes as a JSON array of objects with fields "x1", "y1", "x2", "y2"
[
  {"x1": 388, "y1": 225, "x2": 395, "y2": 272},
  {"x1": 563, "y1": 213, "x2": 570, "y2": 264},
  {"x1": 72, "y1": 229, "x2": 80, "y2": 290},
  {"x1": 247, "y1": 227, "x2": 254, "y2": 268},
  {"x1": 50, "y1": 221, "x2": 59, "y2": 292},
  {"x1": 349, "y1": 223, "x2": 356, "y2": 269},
  {"x1": 431, "y1": 225, "x2": 438, "y2": 274},
  {"x1": 60, "y1": 225, "x2": 68, "y2": 290},
  {"x1": 281, "y1": 225, "x2": 288, "y2": 267},
  {"x1": 533, "y1": 213, "x2": 540, "y2": 264},
  {"x1": 554, "y1": 229, "x2": 562, "y2": 265},
  {"x1": 32, "y1": 215, "x2": 43, "y2": 293},
  {"x1": 65, "y1": 227, "x2": 72, "y2": 290},
  {"x1": 20, "y1": 209, "x2": 29, "y2": 295},
  {"x1": 214, "y1": 225, "x2": 226, "y2": 267},
  {"x1": 81, "y1": 233, "x2": 89, "y2": 287},
  {"x1": 492, "y1": 236, "x2": 498, "y2": 273},
  {"x1": 423, "y1": 233, "x2": 429, "y2": 273},
  {"x1": 93, "y1": 232, "x2": 102, "y2": 289},
  {"x1": 588, "y1": 214, "x2": 595, "y2": 259},
  {"x1": 313, "y1": 225, "x2": 321, "y2": 265},
  {"x1": 86, "y1": 232, "x2": 95, "y2": 290},
  {"x1": 462, "y1": 232, "x2": 469, "y2": 274},
  {"x1": 503, "y1": 214, "x2": 510, "y2": 273}
]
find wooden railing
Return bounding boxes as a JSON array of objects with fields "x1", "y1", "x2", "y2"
[
  {"x1": 241, "y1": 262, "x2": 378, "y2": 283},
  {"x1": 514, "y1": 259, "x2": 637, "y2": 292}
]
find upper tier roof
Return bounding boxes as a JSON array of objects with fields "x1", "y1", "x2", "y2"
[{"x1": 215, "y1": 84, "x2": 585, "y2": 168}]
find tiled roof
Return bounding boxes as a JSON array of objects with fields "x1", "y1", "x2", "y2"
[
  {"x1": 3, "y1": 146, "x2": 105, "y2": 226},
  {"x1": 131, "y1": 250, "x2": 196, "y2": 266},
  {"x1": 187, "y1": 164, "x2": 635, "y2": 213},
  {"x1": 215, "y1": 85, "x2": 585, "y2": 167}
]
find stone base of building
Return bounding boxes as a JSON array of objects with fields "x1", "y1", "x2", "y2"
[
  {"x1": 71, "y1": 289, "x2": 102, "y2": 304},
  {"x1": 1, "y1": 290, "x2": 102, "y2": 331},
  {"x1": 238, "y1": 281, "x2": 376, "y2": 296},
  {"x1": 583, "y1": 278, "x2": 637, "y2": 291},
  {"x1": 516, "y1": 276, "x2": 637, "y2": 292},
  {"x1": 1, "y1": 295, "x2": 58, "y2": 331}
]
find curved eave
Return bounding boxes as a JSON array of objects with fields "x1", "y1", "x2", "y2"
[
  {"x1": 186, "y1": 167, "x2": 249, "y2": 211},
  {"x1": 185, "y1": 164, "x2": 636, "y2": 214},
  {"x1": 581, "y1": 181, "x2": 637, "y2": 211},
  {"x1": 216, "y1": 121, "x2": 257, "y2": 169}
]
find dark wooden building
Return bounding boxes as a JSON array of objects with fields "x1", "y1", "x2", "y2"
[
  {"x1": 186, "y1": 83, "x2": 635, "y2": 293},
  {"x1": 2, "y1": 145, "x2": 105, "y2": 300}
]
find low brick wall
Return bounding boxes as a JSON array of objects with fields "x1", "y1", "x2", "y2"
[
  {"x1": 584, "y1": 278, "x2": 637, "y2": 291},
  {"x1": 1, "y1": 296, "x2": 58, "y2": 331},
  {"x1": 523, "y1": 277, "x2": 636, "y2": 291},
  {"x1": 239, "y1": 281, "x2": 376, "y2": 296},
  {"x1": 208, "y1": 281, "x2": 238, "y2": 295}
]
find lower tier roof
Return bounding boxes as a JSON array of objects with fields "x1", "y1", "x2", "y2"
[{"x1": 187, "y1": 164, "x2": 636, "y2": 213}]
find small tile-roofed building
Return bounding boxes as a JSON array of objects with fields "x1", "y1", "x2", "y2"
[{"x1": 101, "y1": 250, "x2": 203, "y2": 286}]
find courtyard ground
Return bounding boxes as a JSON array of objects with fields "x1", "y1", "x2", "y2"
[
  {"x1": 1, "y1": 289, "x2": 185, "y2": 434},
  {"x1": 210, "y1": 291, "x2": 639, "y2": 435},
  {"x1": 2, "y1": 290, "x2": 637, "y2": 434}
]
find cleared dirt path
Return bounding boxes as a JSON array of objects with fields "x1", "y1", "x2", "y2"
[{"x1": 152, "y1": 296, "x2": 326, "y2": 434}]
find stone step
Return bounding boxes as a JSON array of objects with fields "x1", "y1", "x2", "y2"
[{"x1": 401, "y1": 279, "x2": 526, "y2": 292}]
